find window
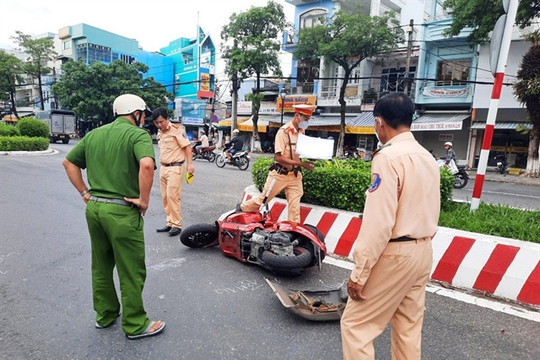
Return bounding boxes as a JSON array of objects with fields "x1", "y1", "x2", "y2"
[
  {"x1": 380, "y1": 66, "x2": 416, "y2": 95},
  {"x1": 436, "y1": 59, "x2": 471, "y2": 86},
  {"x1": 62, "y1": 41, "x2": 71, "y2": 50},
  {"x1": 300, "y1": 9, "x2": 327, "y2": 29}
]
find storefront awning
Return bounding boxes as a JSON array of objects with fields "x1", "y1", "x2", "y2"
[
  {"x1": 410, "y1": 113, "x2": 469, "y2": 131},
  {"x1": 470, "y1": 122, "x2": 533, "y2": 130},
  {"x1": 215, "y1": 117, "x2": 250, "y2": 130},
  {"x1": 237, "y1": 116, "x2": 269, "y2": 133},
  {"x1": 268, "y1": 113, "x2": 375, "y2": 134}
]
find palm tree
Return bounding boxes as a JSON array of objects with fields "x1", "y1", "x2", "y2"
[{"x1": 513, "y1": 31, "x2": 540, "y2": 178}]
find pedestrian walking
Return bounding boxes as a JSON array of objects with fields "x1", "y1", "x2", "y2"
[
  {"x1": 62, "y1": 93, "x2": 165, "y2": 339},
  {"x1": 238, "y1": 104, "x2": 316, "y2": 223},
  {"x1": 340, "y1": 92, "x2": 440, "y2": 359},
  {"x1": 153, "y1": 108, "x2": 195, "y2": 237}
]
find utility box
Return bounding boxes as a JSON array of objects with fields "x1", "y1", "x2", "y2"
[{"x1": 35, "y1": 110, "x2": 77, "y2": 144}]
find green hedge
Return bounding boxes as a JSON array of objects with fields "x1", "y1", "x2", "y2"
[
  {"x1": 251, "y1": 157, "x2": 454, "y2": 213},
  {"x1": 250, "y1": 157, "x2": 539, "y2": 243},
  {"x1": 0, "y1": 123, "x2": 20, "y2": 137},
  {"x1": 16, "y1": 117, "x2": 49, "y2": 138},
  {"x1": 0, "y1": 136, "x2": 50, "y2": 151}
]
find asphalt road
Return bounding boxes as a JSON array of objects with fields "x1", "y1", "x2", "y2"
[{"x1": 0, "y1": 141, "x2": 539, "y2": 360}]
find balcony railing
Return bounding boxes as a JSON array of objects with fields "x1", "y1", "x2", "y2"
[{"x1": 290, "y1": 83, "x2": 314, "y2": 94}]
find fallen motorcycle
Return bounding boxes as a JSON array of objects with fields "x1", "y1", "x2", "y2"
[
  {"x1": 215, "y1": 147, "x2": 250, "y2": 171},
  {"x1": 192, "y1": 145, "x2": 216, "y2": 162},
  {"x1": 180, "y1": 180, "x2": 327, "y2": 276}
]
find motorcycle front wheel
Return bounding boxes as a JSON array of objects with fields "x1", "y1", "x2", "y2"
[
  {"x1": 237, "y1": 156, "x2": 249, "y2": 171},
  {"x1": 454, "y1": 174, "x2": 468, "y2": 189},
  {"x1": 180, "y1": 224, "x2": 218, "y2": 248},
  {"x1": 260, "y1": 246, "x2": 313, "y2": 269},
  {"x1": 216, "y1": 154, "x2": 226, "y2": 168}
]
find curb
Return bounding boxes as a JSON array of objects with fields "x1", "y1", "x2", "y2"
[
  {"x1": 240, "y1": 185, "x2": 540, "y2": 307},
  {"x1": 0, "y1": 148, "x2": 59, "y2": 156}
]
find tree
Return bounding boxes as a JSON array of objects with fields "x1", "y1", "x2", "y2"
[
  {"x1": 52, "y1": 59, "x2": 173, "y2": 124},
  {"x1": 12, "y1": 31, "x2": 58, "y2": 111},
  {"x1": 513, "y1": 32, "x2": 540, "y2": 177},
  {"x1": 443, "y1": 0, "x2": 540, "y2": 43},
  {"x1": 221, "y1": 0, "x2": 287, "y2": 151},
  {"x1": 295, "y1": 10, "x2": 403, "y2": 156},
  {"x1": 0, "y1": 50, "x2": 24, "y2": 119}
]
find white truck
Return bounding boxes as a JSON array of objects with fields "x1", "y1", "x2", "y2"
[{"x1": 35, "y1": 110, "x2": 77, "y2": 144}]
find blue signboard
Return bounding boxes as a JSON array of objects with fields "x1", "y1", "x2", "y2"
[{"x1": 179, "y1": 98, "x2": 206, "y2": 125}]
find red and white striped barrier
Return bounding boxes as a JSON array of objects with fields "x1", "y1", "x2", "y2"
[{"x1": 240, "y1": 186, "x2": 540, "y2": 307}]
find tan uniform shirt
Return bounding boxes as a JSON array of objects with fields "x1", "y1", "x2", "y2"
[
  {"x1": 275, "y1": 121, "x2": 304, "y2": 162},
  {"x1": 157, "y1": 123, "x2": 191, "y2": 164},
  {"x1": 350, "y1": 131, "x2": 440, "y2": 285},
  {"x1": 200, "y1": 135, "x2": 209, "y2": 147}
]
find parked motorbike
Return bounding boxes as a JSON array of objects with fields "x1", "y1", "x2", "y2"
[
  {"x1": 192, "y1": 144, "x2": 216, "y2": 162},
  {"x1": 180, "y1": 180, "x2": 327, "y2": 276},
  {"x1": 215, "y1": 146, "x2": 250, "y2": 171},
  {"x1": 437, "y1": 159, "x2": 470, "y2": 189},
  {"x1": 341, "y1": 145, "x2": 359, "y2": 159},
  {"x1": 494, "y1": 154, "x2": 508, "y2": 174}
]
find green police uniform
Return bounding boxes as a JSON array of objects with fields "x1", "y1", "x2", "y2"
[{"x1": 66, "y1": 117, "x2": 155, "y2": 336}]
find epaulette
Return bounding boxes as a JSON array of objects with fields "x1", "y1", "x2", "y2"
[{"x1": 371, "y1": 143, "x2": 391, "y2": 157}]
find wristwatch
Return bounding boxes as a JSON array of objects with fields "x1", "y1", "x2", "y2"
[{"x1": 80, "y1": 189, "x2": 89, "y2": 197}]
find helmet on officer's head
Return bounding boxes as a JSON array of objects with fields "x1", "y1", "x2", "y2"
[
  {"x1": 444, "y1": 141, "x2": 453, "y2": 147},
  {"x1": 113, "y1": 94, "x2": 152, "y2": 117},
  {"x1": 232, "y1": 129, "x2": 240, "y2": 135}
]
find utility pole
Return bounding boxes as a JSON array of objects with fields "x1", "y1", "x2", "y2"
[
  {"x1": 403, "y1": 19, "x2": 414, "y2": 95},
  {"x1": 231, "y1": 72, "x2": 238, "y2": 133}
]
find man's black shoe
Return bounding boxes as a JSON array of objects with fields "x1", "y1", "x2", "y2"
[
  {"x1": 156, "y1": 226, "x2": 172, "y2": 233},
  {"x1": 169, "y1": 227, "x2": 181, "y2": 236}
]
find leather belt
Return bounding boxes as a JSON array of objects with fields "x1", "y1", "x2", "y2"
[
  {"x1": 161, "y1": 161, "x2": 184, "y2": 167},
  {"x1": 89, "y1": 196, "x2": 136, "y2": 208},
  {"x1": 389, "y1": 236, "x2": 416, "y2": 242},
  {"x1": 270, "y1": 163, "x2": 298, "y2": 176}
]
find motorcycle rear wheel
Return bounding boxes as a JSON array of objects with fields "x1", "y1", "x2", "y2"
[
  {"x1": 454, "y1": 174, "x2": 468, "y2": 189},
  {"x1": 237, "y1": 157, "x2": 249, "y2": 171},
  {"x1": 216, "y1": 155, "x2": 226, "y2": 168},
  {"x1": 180, "y1": 224, "x2": 218, "y2": 248},
  {"x1": 260, "y1": 246, "x2": 313, "y2": 269},
  {"x1": 207, "y1": 152, "x2": 216, "y2": 162}
]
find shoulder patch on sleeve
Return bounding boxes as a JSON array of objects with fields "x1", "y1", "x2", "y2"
[
  {"x1": 182, "y1": 132, "x2": 187, "y2": 139},
  {"x1": 368, "y1": 173, "x2": 382, "y2": 193}
]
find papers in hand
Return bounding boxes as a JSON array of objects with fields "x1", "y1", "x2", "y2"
[{"x1": 295, "y1": 133, "x2": 334, "y2": 160}]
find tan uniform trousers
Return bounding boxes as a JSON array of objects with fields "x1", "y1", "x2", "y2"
[
  {"x1": 341, "y1": 237, "x2": 433, "y2": 360},
  {"x1": 159, "y1": 164, "x2": 185, "y2": 228},
  {"x1": 240, "y1": 170, "x2": 303, "y2": 223}
]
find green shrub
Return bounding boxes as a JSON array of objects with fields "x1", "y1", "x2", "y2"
[
  {"x1": 251, "y1": 157, "x2": 449, "y2": 213},
  {"x1": 0, "y1": 123, "x2": 20, "y2": 137},
  {"x1": 439, "y1": 167, "x2": 455, "y2": 210},
  {"x1": 16, "y1": 117, "x2": 49, "y2": 138},
  {"x1": 0, "y1": 136, "x2": 49, "y2": 151}
]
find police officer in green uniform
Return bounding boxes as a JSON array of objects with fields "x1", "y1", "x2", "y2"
[{"x1": 63, "y1": 94, "x2": 165, "y2": 340}]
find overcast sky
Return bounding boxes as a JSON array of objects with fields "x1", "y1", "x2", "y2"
[{"x1": 0, "y1": 0, "x2": 295, "y2": 79}]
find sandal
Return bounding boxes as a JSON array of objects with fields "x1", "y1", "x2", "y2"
[
  {"x1": 95, "y1": 313, "x2": 121, "y2": 329},
  {"x1": 126, "y1": 320, "x2": 166, "y2": 340}
]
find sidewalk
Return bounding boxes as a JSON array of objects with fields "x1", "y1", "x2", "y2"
[
  {"x1": 248, "y1": 152, "x2": 540, "y2": 187},
  {"x1": 468, "y1": 168, "x2": 540, "y2": 187}
]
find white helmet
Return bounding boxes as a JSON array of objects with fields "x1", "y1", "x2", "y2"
[
  {"x1": 113, "y1": 94, "x2": 152, "y2": 117},
  {"x1": 232, "y1": 129, "x2": 240, "y2": 135},
  {"x1": 444, "y1": 142, "x2": 453, "y2": 147}
]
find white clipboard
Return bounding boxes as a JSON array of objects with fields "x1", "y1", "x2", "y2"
[{"x1": 295, "y1": 133, "x2": 334, "y2": 160}]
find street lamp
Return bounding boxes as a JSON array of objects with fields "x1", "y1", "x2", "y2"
[{"x1": 280, "y1": 89, "x2": 287, "y2": 125}]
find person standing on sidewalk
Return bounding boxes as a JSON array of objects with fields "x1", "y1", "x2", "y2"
[
  {"x1": 153, "y1": 108, "x2": 194, "y2": 237},
  {"x1": 63, "y1": 94, "x2": 165, "y2": 340},
  {"x1": 238, "y1": 104, "x2": 315, "y2": 223},
  {"x1": 341, "y1": 92, "x2": 440, "y2": 359}
]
